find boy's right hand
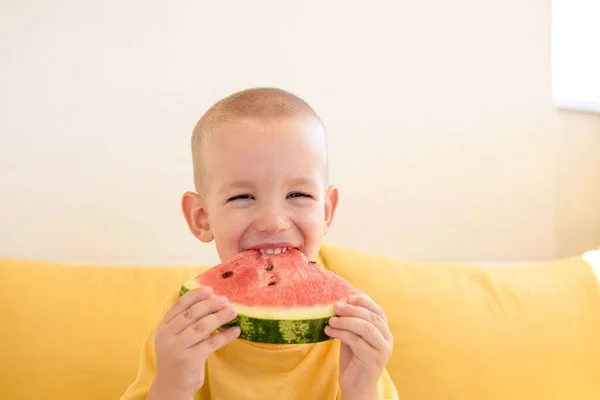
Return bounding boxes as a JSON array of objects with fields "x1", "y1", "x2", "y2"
[{"x1": 148, "y1": 286, "x2": 240, "y2": 400}]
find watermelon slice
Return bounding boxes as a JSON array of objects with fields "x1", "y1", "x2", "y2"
[{"x1": 179, "y1": 248, "x2": 360, "y2": 344}]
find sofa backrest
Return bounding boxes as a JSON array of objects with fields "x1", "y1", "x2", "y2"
[{"x1": 319, "y1": 245, "x2": 600, "y2": 400}]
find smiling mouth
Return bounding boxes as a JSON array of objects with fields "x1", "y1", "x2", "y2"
[
  {"x1": 245, "y1": 243, "x2": 300, "y2": 255},
  {"x1": 258, "y1": 247, "x2": 292, "y2": 255}
]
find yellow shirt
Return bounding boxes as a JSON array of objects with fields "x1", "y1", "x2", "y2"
[{"x1": 121, "y1": 294, "x2": 399, "y2": 400}]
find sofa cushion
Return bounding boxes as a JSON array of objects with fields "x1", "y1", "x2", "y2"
[
  {"x1": 0, "y1": 257, "x2": 207, "y2": 400},
  {"x1": 319, "y1": 245, "x2": 600, "y2": 400},
  {"x1": 0, "y1": 250, "x2": 327, "y2": 400}
]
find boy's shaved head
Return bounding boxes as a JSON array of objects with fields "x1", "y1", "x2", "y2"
[{"x1": 191, "y1": 87, "x2": 327, "y2": 192}]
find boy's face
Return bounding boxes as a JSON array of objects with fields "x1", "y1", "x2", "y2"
[{"x1": 182, "y1": 116, "x2": 339, "y2": 263}]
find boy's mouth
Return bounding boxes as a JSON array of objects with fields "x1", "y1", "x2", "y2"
[
  {"x1": 247, "y1": 243, "x2": 298, "y2": 255},
  {"x1": 259, "y1": 247, "x2": 291, "y2": 255}
]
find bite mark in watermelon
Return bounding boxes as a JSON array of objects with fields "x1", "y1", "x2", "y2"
[{"x1": 180, "y1": 248, "x2": 359, "y2": 344}]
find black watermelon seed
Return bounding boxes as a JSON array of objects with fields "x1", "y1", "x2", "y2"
[{"x1": 222, "y1": 271, "x2": 234, "y2": 278}]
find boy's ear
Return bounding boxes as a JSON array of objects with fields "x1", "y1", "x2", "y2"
[
  {"x1": 323, "y1": 185, "x2": 339, "y2": 235},
  {"x1": 181, "y1": 191, "x2": 214, "y2": 243}
]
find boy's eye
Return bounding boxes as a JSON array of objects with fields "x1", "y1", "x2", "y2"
[
  {"x1": 228, "y1": 194, "x2": 254, "y2": 202},
  {"x1": 287, "y1": 192, "x2": 311, "y2": 199}
]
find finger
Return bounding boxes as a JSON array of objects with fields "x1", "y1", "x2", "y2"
[
  {"x1": 324, "y1": 325, "x2": 375, "y2": 363},
  {"x1": 334, "y1": 301, "x2": 392, "y2": 342},
  {"x1": 347, "y1": 294, "x2": 388, "y2": 324},
  {"x1": 328, "y1": 316, "x2": 387, "y2": 351},
  {"x1": 194, "y1": 326, "x2": 241, "y2": 357},
  {"x1": 163, "y1": 286, "x2": 213, "y2": 324},
  {"x1": 169, "y1": 295, "x2": 230, "y2": 335},
  {"x1": 179, "y1": 305, "x2": 238, "y2": 348}
]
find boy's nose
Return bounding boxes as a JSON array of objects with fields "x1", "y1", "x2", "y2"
[{"x1": 255, "y1": 206, "x2": 291, "y2": 235}]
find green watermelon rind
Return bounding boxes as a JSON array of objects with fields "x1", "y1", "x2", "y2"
[{"x1": 179, "y1": 285, "x2": 333, "y2": 344}]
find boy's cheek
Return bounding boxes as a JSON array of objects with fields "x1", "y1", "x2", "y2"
[
  {"x1": 299, "y1": 209, "x2": 329, "y2": 230},
  {"x1": 212, "y1": 217, "x2": 244, "y2": 247}
]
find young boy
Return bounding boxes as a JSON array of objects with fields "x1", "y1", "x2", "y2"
[{"x1": 120, "y1": 88, "x2": 398, "y2": 400}]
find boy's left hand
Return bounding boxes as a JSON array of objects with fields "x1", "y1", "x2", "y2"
[{"x1": 325, "y1": 294, "x2": 394, "y2": 400}]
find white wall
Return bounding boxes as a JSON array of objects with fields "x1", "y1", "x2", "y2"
[{"x1": 1, "y1": 0, "x2": 599, "y2": 266}]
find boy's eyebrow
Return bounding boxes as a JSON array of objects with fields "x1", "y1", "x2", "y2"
[
  {"x1": 287, "y1": 177, "x2": 317, "y2": 187},
  {"x1": 218, "y1": 177, "x2": 318, "y2": 193},
  {"x1": 218, "y1": 180, "x2": 254, "y2": 193}
]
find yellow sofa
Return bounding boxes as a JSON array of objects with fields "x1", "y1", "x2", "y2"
[{"x1": 2, "y1": 244, "x2": 600, "y2": 400}]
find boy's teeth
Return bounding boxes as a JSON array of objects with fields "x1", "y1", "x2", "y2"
[{"x1": 259, "y1": 247, "x2": 290, "y2": 255}]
